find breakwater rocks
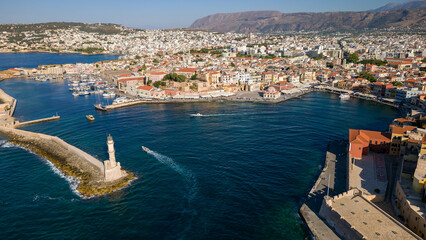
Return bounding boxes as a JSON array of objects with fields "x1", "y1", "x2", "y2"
[{"x1": 0, "y1": 127, "x2": 135, "y2": 197}]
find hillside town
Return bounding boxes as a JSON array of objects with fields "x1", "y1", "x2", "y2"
[{"x1": 1, "y1": 27, "x2": 425, "y2": 106}]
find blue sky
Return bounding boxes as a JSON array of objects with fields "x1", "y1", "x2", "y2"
[{"x1": 0, "y1": 0, "x2": 409, "y2": 29}]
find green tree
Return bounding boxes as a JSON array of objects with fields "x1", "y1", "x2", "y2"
[
  {"x1": 191, "y1": 74, "x2": 198, "y2": 80},
  {"x1": 231, "y1": 62, "x2": 236, "y2": 68},
  {"x1": 147, "y1": 80, "x2": 152, "y2": 86},
  {"x1": 135, "y1": 55, "x2": 141, "y2": 60},
  {"x1": 358, "y1": 71, "x2": 376, "y2": 82},
  {"x1": 326, "y1": 62, "x2": 334, "y2": 68},
  {"x1": 392, "y1": 81, "x2": 402, "y2": 86},
  {"x1": 359, "y1": 59, "x2": 388, "y2": 66},
  {"x1": 153, "y1": 59, "x2": 159, "y2": 63},
  {"x1": 345, "y1": 53, "x2": 359, "y2": 63},
  {"x1": 164, "y1": 73, "x2": 186, "y2": 82},
  {"x1": 138, "y1": 64, "x2": 147, "y2": 72},
  {"x1": 422, "y1": 58, "x2": 426, "y2": 63},
  {"x1": 153, "y1": 81, "x2": 166, "y2": 88}
]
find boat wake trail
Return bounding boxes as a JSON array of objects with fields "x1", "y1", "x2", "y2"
[
  {"x1": 146, "y1": 149, "x2": 199, "y2": 238},
  {"x1": 147, "y1": 150, "x2": 198, "y2": 201},
  {"x1": 200, "y1": 113, "x2": 238, "y2": 117}
]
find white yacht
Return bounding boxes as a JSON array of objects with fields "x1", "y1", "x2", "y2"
[{"x1": 339, "y1": 93, "x2": 350, "y2": 99}]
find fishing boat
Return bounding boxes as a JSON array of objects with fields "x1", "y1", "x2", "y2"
[
  {"x1": 86, "y1": 115, "x2": 95, "y2": 121},
  {"x1": 94, "y1": 104, "x2": 107, "y2": 111},
  {"x1": 339, "y1": 93, "x2": 350, "y2": 100},
  {"x1": 190, "y1": 113, "x2": 203, "y2": 117},
  {"x1": 72, "y1": 92, "x2": 79, "y2": 97},
  {"x1": 142, "y1": 146, "x2": 150, "y2": 152}
]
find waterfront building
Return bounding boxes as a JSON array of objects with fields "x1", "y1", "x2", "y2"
[
  {"x1": 396, "y1": 88, "x2": 426, "y2": 103},
  {"x1": 348, "y1": 129, "x2": 391, "y2": 200},
  {"x1": 137, "y1": 85, "x2": 154, "y2": 98},
  {"x1": 372, "y1": 82, "x2": 394, "y2": 97},
  {"x1": 263, "y1": 86, "x2": 281, "y2": 100},
  {"x1": 349, "y1": 129, "x2": 391, "y2": 160},
  {"x1": 117, "y1": 76, "x2": 145, "y2": 94}
]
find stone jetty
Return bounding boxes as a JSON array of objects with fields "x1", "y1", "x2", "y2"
[{"x1": 0, "y1": 88, "x2": 135, "y2": 197}]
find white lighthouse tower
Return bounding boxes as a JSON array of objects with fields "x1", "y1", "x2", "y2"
[
  {"x1": 103, "y1": 134, "x2": 123, "y2": 181},
  {"x1": 107, "y1": 134, "x2": 116, "y2": 167}
]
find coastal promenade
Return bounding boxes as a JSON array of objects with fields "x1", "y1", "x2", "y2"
[
  {"x1": 314, "y1": 86, "x2": 399, "y2": 108},
  {"x1": 104, "y1": 90, "x2": 311, "y2": 110}
]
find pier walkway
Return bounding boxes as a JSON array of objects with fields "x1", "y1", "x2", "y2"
[{"x1": 15, "y1": 115, "x2": 60, "y2": 127}]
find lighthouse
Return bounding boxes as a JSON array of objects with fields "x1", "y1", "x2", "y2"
[
  {"x1": 107, "y1": 134, "x2": 116, "y2": 167},
  {"x1": 104, "y1": 134, "x2": 123, "y2": 181}
]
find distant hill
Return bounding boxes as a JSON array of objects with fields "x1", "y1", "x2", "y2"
[
  {"x1": 370, "y1": 0, "x2": 426, "y2": 12},
  {"x1": 189, "y1": 7, "x2": 426, "y2": 33},
  {"x1": 0, "y1": 22, "x2": 131, "y2": 34}
]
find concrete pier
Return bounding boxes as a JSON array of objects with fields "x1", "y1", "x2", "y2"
[{"x1": 15, "y1": 115, "x2": 61, "y2": 127}]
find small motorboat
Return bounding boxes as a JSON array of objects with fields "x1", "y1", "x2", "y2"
[
  {"x1": 190, "y1": 113, "x2": 203, "y2": 117},
  {"x1": 142, "y1": 146, "x2": 150, "y2": 152},
  {"x1": 86, "y1": 115, "x2": 95, "y2": 121}
]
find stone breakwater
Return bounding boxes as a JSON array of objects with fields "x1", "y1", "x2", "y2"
[{"x1": 0, "y1": 126, "x2": 135, "y2": 197}]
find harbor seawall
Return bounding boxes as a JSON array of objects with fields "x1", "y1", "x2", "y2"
[{"x1": 0, "y1": 126, "x2": 135, "y2": 197}]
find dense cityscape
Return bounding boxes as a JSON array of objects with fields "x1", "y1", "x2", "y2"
[{"x1": 0, "y1": 0, "x2": 426, "y2": 239}]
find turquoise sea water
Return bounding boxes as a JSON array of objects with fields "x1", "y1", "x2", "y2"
[
  {"x1": 0, "y1": 53, "x2": 118, "y2": 70},
  {"x1": 0, "y1": 77, "x2": 399, "y2": 239}
]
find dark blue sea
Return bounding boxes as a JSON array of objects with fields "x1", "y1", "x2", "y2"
[
  {"x1": 0, "y1": 67, "x2": 399, "y2": 239},
  {"x1": 0, "y1": 53, "x2": 118, "y2": 70}
]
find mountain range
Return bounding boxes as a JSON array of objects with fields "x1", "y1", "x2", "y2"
[
  {"x1": 189, "y1": 1, "x2": 426, "y2": 33},
  {"x1": 370, "y1": 0, "x2": 426, "y2": 11}
]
